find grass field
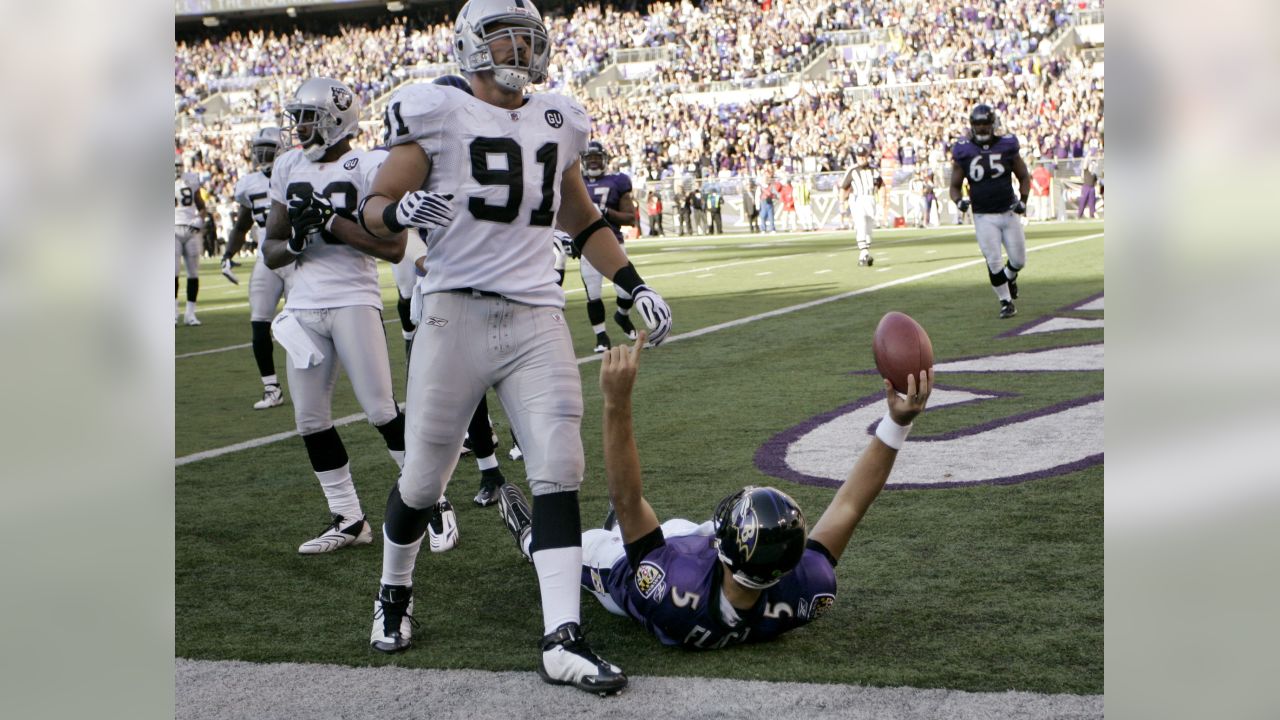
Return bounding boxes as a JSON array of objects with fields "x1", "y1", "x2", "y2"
[{"x1": 175, "y1": 220, "x2": 1103, "y2": 695}]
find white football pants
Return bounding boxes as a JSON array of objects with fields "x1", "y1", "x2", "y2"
[
  {"x1": 974, "y1": 211, "x2": 1027, "y2": 273},
  {"x1": 284, "y1": 305, "x2": 398, "y2": 435}
]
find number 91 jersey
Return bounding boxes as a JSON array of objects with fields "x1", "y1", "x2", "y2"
[
  {"x1": 383, "y1": 83, "x2": 590, "y2": 307},
  {"x1": 951, "y1": 133, "x2": 1021, "y2": 214}
]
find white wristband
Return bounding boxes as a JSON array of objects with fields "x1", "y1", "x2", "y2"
[{"x1": 875, "y1": 413, "x2": 912, "y2": 450}]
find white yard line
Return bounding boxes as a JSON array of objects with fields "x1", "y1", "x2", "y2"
[{"x1": 176, "y1": 232, "x2": 1102, "y2": 466}]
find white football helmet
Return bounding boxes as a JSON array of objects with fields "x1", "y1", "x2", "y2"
[
  {"x1": 284, "y1": 78, "x2": 359, "y2": 161},
  {"x1": 249, "y1": 127, "x2": 285, "y2": 175},
  {"x1": 453, "y1": 0, "x2": 550, "y2": 92}
]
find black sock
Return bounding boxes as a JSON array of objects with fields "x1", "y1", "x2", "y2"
[
  {"x1": 395, "y1": 294, "x2": 415, "y2": 334},
  {"x1": 530, "y1": 491, "x2": 582, "y2": 553},
  {"x1": 586, "y1": 298, "x2": 605, "y2": 326},
  {"x1": 186, "y1": 277, "x2": 199, "y2": 303},
  {"x1": 384, "y1": 483, "x2": 434, "y2": 544},
  {"x1": 251, "y1": 321, "x2": 276, "y2": 378},
  {"x1": 467, "y1": 396, "x2": 495, "y2": 458},
  {"x1": 375, "y1": 409, "x2": 406, "y2": 453},
  {"x1": 301, "y1": 426, "x2": 348, "y2": 473}
]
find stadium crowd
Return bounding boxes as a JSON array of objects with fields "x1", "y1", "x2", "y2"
[{"x1": 175, "y1": 0, "x2": 1103, "y2": 244}]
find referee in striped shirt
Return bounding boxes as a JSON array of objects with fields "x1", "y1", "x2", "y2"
[{"x1": 840, "y1": 145, "x2": 880, "y2": 266}]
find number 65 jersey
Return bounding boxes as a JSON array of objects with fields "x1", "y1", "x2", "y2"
[
  {"x1": 951, "y1": 133, "x2": 1021, "y2": 214},
  {"x1": 269, "y1": 146, "x2": 388, "y2": 311},
  {"x1": 382, "y1": 83, "x2": 590, "y2": 307}
]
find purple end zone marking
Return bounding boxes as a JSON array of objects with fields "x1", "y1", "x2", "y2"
[
  {"x1": 754, "y1": 387, "x2": 1104, "y2": 491},
  {"x1": 1060, "y1": 291, "x2": 1105, "y2": 313},
  {"x1": 848, "y1": 341, "x2": 1103, "y2": 376},
  {"x1": 995, "y1": 291, "x2": 1105, "y2": 338}
]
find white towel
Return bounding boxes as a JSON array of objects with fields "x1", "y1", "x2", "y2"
[
  {"x1": 409, "y1": 277, "x2": 425, "y2": 327},
  {"x1": 271, "y1": 311, "x2": 325, "y2": 369}
]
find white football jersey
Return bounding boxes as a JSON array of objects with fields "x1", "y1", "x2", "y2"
[
  {"x1": 385, "y1": 84, "x2": 590, "y2": 307},
  {"x1": 174, "y1": 173, "x2": 203, "y2": 226},
  {"x1": 233, "y1": 170, "x2": 273, "y2": 244},
  {"x1": 270, "y1": 147, "x2": 388, "y2": 311}
]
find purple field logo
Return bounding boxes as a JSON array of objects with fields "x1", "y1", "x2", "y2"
[{"x1": 755, "y1": 298, "x2": 1103, "y2": 491}]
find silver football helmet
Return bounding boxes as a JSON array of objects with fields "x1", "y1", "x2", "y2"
[
  {"x1": 283, "y1": 78, "x2": 359, "y2": 161},
  {"x1": 174, "y1": 155, "x2": 183, "y2": 180},
  {"x1": 453, "y1": 0, "x2": 551, "y2": 92},
  {"x1": 249, "y1": 127, "x2": 285, "y2": 174}
]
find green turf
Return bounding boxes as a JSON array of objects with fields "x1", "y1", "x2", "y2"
[{"x1": 176, "y1": 220, "x2": 1103, "y2": 694}]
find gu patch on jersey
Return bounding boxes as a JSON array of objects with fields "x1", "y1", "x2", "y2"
[
  {"x1": 343, "y1": 158, "x2": 359, "y2": 170},
  {"x1": 544, "y1": 110, "x2": 564, "y2": 128},
  {"x1": 634, "y1": 561, "x2": 667, "y2": 600}
]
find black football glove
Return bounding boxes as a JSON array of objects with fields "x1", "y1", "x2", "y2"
[
  {"x1": 956, "y1": 198, "x2": 971, "y2": 213},
  {"x1": 287, "y1": 194, "x2": 334, "y2": 253},
  {"x1": 1011, "y1": 199, "x2": 1027, "y2": 215}
]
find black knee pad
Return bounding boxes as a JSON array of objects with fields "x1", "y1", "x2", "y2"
[
  {"x1": 1006, "y1": 261, "x2": 1022, "y2": 274},
  {"x1": 186, "y1": 277, "x2": 199, "y2": 302},
  {"x1": 375, "y1": 408, "x2": 406, "y2": 452},
  {"x1": 384, "y1": 482, "x2": 434, "y2": 544},
  {"x1": 616, "y1": 295, "x2": 634, "y2": 311},
  {"x1": 586, "y1": 299, "x2": 605, "y2": 325},
  {"x1": 989, "y1": 269, "x2": 1008, "y2": 287},
  {"x1": 530, "y1": 491, "x2": 582, "y2": 552},
  {"x1": 301, "y1": 426, "x2": 348, "y2": 473}
]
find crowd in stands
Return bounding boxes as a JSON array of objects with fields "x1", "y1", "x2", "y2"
[{"x1": 175, "y1": 0, "x2": 1103, "y2": 242}]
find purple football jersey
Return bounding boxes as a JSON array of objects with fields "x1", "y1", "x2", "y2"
[
  {"x1": 603, "y1": 534, "x2": 838, "y2": 649},
  {"x1": 584, "y1": 172, "x2": 633, "y2": 241},
  {"x1": 951, "y1": 134, "x2": 1021, "y2": 214}
]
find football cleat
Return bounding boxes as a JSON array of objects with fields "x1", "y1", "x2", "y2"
[
  {"x1": 539, "y1": 622, "x2": 628, "y2": 696},
  {"x1": 1007, "y1": 277, "x2": 1019, "y2": 300},
  {"x1": 221, "y1": 258, "x2": 240, "y2": 285},
  {"x1": 473, "y1": 469, "x2": 506, "y2": 507},
  {"x1": 184, "y1": 313, "x2": 202, "y2": 326},
  {"x1": 593, "y1": 332, "x2": 611, "y2": 353},
  {"x1": 298, "y1": 513, "x2": 372, "y2": 554},
  {"x1": 858, "y1": 253, "x2": 874, "y2": 267},
  {"x1": 613, "y1": 310, "x2": 637, "y2": 341},
  {"x1": 370, "y1": 583, "x2": 417, "y2": 653},
  {"x1": 497, "y1": 483, "x2": 533, "y2": 562},
  {"x1": 999, "y1": 300, "x2": 1017, "y2": 319},
  {"x1": 253, "y1": 383, "x2": 284, "y2": 410},
  {"x1": 427, "y1": 498, "x2": 459, "y2": 553}
]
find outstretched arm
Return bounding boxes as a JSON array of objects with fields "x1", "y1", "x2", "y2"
[
  {"x1": 808, "y1": 370, "x2": 933, "y2": 563},
  {"x1": 599, "y1": 332, "x2": 661, "y2": 544}
]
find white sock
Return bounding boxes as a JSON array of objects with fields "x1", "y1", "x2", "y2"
[
  {"x1": 388, "y1": 449, "x2": 405, "y2": 470},
  {"x1": 381, "y1": 527, "x2": 424, "y2": 587},
  {"x1": 262, "y1": 374, "x2": 278, "y2": 387},
  {"x1": 532, "y1": 546, "x2": 582, "y2": 634},
  {"x1": 477, "y1": 454, "x2": 499, "y2": 471},
  {"x1": 591, "y1": 322, "x2": 606, "y2": 335},
  {"x1": 994, "y1": 284, "x2": 1012, "y2": 302},
  {"x1": 315, "y1": 462, "x2": 361, "y2": 520},
  {"x1": 1004, "y1": 266, "x2": 1018, "y2": 281},
  {"x1": 185, "y1": 300, "x2": 197, "y2": 315}
]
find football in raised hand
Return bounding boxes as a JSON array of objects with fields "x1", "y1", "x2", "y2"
[{"x1": 873, "y1": 311, "x2": 934, "y2": 394}]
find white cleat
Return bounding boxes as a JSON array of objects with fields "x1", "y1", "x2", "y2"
[
  {"x1": 539, "y1": 622, "x2": 628, "y2": 696},
  {"x1": 427, "y1": 499, "x2": 459, "y2": 553},
  {"x1": 253, "y1": 383, "x2": 285, "y2": 410},
  {"x1": 370, "y1": 584, "x2": 415, "y2": 653},
  {"x1": 298, "y1": 514, "x2": 372, "y2": 554},
  {"x1": 184, "y1": 313, "x2": 202, "y2": 326}
]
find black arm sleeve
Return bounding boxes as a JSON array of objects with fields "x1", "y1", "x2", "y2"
[
  {"x1": 623, "y1": 526, "x2": 666, "y2": 568},
  {"x1": 806, "y1": 538, "x2": 838, "y2": 568}
]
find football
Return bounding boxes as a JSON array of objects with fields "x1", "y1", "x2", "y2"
[{"x1": 873, "y1": 311, "x2": 934, "y2": 394}]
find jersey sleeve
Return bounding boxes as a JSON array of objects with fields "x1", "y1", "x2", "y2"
[
  {"x1": 268, "y1": 150, "x2": 296, "y2": 205},
  {"x1": 233, "y1": 176, "x2": 252, "y2": 209},
  {"x1": 1007, "y1": 134, "x2": 1022, "y2": 154},
  {"x1": 359, "y1": 149, "x2": 389, "y2": 195},
  {"x1": 561, "y1": 95, "x2": 592, "y2": 160},
  {"x1": 616, "y1": 173, "x2": 633, "y2": 196},
  {"x1": 950, "y1": 142, "x2": 966, "y2": 163},
  {"x1": 383, "y1": 83, "x2": 450, "y2": 155}
]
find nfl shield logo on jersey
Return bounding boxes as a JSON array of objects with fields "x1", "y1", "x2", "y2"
[
  {"x1": 331, "y1": 86, "x2": 353, "y2": 111},
  {"x1": 544, "y1": 110, "x2": 564, "y2": 128}
]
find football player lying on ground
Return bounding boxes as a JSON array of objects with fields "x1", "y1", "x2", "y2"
[{"x1": 498, "y1": 332, "x2": 932, "y2": 649}]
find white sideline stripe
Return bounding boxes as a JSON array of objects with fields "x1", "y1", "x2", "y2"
[
  {"x1": 176, "y1": 658, "x2": 1103, "y2": 720},
  {"x1": 177, "y1": 232, "x2": 1102, "y2": 465}
]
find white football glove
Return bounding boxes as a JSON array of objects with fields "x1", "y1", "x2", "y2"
[
  {"x1": 396, "y1": 191, "x2": 455, "y2": 231},
  {"x1": 632, "y1": 285, "x2": 672, "y2": 346},
  {"x1": 220, "y1": 257, "x2": 239, "y2": 285}
]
